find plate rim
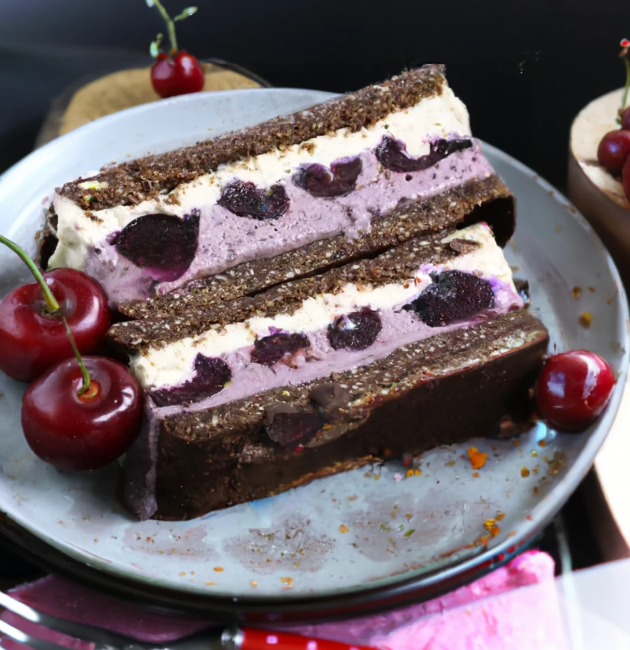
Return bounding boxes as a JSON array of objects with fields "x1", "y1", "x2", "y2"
[{"x1": 0, "y1": 87, "x2": 627, "y2": 611}]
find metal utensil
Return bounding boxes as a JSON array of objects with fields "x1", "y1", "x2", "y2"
[{"x1": 0, "y1": 589, "x2": 374, "y2": 650}]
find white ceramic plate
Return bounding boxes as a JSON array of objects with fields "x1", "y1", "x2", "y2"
[{"x1": 0, "y1": 89, "x2": 627, "y2": 602}]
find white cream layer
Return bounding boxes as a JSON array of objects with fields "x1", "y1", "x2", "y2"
[
  {"x1": 131, "y1": 223, "x2": 513, "y2": 390},
  {"x1": 49, "y1": 84, "x2": 470, "y2": 271}
]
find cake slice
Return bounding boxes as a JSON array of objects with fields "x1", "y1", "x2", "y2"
[
  {"x1": 45, "y1": 65, "x2": 514, "y2": 313},
  {"x1": 109, "y1": 223, "x2": 549, "y2": 520}
]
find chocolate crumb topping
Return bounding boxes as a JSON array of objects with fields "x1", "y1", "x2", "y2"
[{"x1": 58, "y1": 66, "x2": 445, "y2": 212}]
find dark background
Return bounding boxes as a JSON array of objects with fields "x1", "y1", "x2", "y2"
[{"x1": 0, "y1": 0, "x2": 627, "y2": 187}]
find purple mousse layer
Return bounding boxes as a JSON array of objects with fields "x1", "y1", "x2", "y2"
[
  {"x1": 86, "y1": 142, "x2": 493, "y2": 306},
  {"x1": 150, "y1": 275, "x2": 522, "y2": 418}
]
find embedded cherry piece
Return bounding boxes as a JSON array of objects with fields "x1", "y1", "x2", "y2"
[
  {"x1": 265, "y1": 407, "x2": 325, "y2": 451},
  {"x1": 21, "y1": 356, "x2": 143, "y2": 471},
  {"x1": 535, "y1": 350, "x2": 615, "y2": 433},
  {"x1": 218, "y1": 181, "x2": 289, "y2": 220},
  {"x1": 0, "y1": 268, "x2": 111, "y2": 382},
  {"x1": 150, "y1": 355, "x2": 231, "y2": 407},
  {"x1": 375, "y1": 136, "x2": 473, "y2": 173},
  {"x1": 151, "y1": 52, "x2": 205, "y2": 99},
  {"x1": 327, "y1": 309, "x2": 382, "y2": 351},
  {"x1": 251, "y1": 332, "x2": 310, "y2": 366},
  {"x1": 294, "y1": 157, "x2": 363, "y2": 197},
  {"x1": 113, "y1": 213, "x2": 199, "y2": 281},
  {"x1": 405, "y1": 270, "x2": 495, "y2": 327},
  {"x1": 597, "y1": 130, "x2": 630, "y2": 172}
]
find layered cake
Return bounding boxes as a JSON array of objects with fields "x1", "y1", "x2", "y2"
[
  {"x1": 110, "y1": 222, "x2": 548, "y2": 520},
  {"x1": 44, "y1": 65, "x2": 514, "y2": 314},
  {"x1": 44, "y1": 65, "x2": 548, "y2": 520}
]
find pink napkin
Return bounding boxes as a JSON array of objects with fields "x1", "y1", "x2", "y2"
[{"x1": 1, "y1": 551, "x2": 568, "y2": 650}]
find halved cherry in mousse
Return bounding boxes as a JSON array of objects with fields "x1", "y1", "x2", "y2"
[
  {"x1": 535, "y1": 350, "x2": 615, "y2": 433},
  {"x1": 0, "y1": 237, "x2": 110, "y2": 382},
  {"x1": 0, "y1": 235, "x2": 142, "y2": 471}
]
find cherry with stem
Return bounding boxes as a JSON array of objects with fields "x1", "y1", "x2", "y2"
[
  {"x1": 0, "y1": 235, "x2": 142, "y2": 471},
  {"x1": 0, "y1": 236, "x2": 110, "y2": 382},
  {"x1": 1, "y1": 236, "x2": 92, "y2": 394},
  {"x1": 146, "y1": 0, "x2": 204, "y2": 99}
]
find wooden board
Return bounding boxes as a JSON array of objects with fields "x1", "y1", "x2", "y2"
[{"x1": 36, "y1": 61, "x2": 262, "y2": 147}]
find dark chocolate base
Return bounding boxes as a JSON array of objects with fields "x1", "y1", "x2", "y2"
[{"x1": 123, "y1": 310, "x2": 548, "y2": 521}]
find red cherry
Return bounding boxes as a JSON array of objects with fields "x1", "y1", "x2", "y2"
[
  {"x1": 0, "y1": 269, "x2": 110, "y2": 382},
  {"x1": 597, "y1": 130, "x2": 630, "y2": 172},
  {"x1": 22, "y1": 357, "x2": 143, "y2": 471},
  {"x1": 535, "y1": 350, "x2": 615, "y2": 432},
  {"x1": 151, "y1": 52, "x2": 204, "y2": 98},
  {"x1": 623, "y1": 154, "x2": 630, "y2": 202},
  {"x1": 621, "y1": 106, "x2": 630, "y2": 131}
]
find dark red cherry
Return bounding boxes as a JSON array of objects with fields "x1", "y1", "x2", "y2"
[
  {"x1": 294, "y1": 157, "x2": 363, "y2": 197},
  {"x1": 0, "y1": 268, "x2": 110, "y2": 382},
  {"x1": 375, "y1": 137, "x2": 472, "y2": 173},
  {"x1": 535, "y1": 350, "x2": 615, "y2": 432},
  {"x1": 597, "y1": 130, "x2": 630, "y2": 172},
  {"x1": 113, "y1": 212, "x2": 199, "y2": 281},
  {"x1": 621, "y1": 106, "x2": 630, "y2": 131},
  {"x1": 405, "y1": 270, "x2": 495, "y2": 327},
  {"x1": 218, "y1": 181, "x2": 289, "y2": 220},
  {"x1": 150, "y1": 355, "x2": 231, "y2": 407},
  {"x1": 251, "y1": 331, "x2": 310, "y2": 366},
  {"x1": 22, "y1": 357, "x2": 143, "y2": 471},
  {"x1": 151, "y1": 52, "x2": 205, "y2": 99},
  {"x1": 328, "y1": 309, "x2": 382, "y2": 351}
]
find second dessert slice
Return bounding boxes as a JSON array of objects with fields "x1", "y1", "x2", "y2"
[
  {"x1": 108, "y1": 222, "x2": 548, "y2": 520},
  {"x1": 45, "y1": 65, "x2": 514, "y2": 316}
]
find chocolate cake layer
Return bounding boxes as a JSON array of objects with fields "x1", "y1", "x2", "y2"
[
  {"x1": 118, "y1": 174, "x2": 514, "y2": 320},
  {"x1": 58, "y1": 66, "x2": 445, "y2": 211},
  {"x1": 122, "y1": 310, "x2": 548, "y2": 520}
]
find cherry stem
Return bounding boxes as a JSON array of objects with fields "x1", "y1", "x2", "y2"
[
  {"x1": 61, "y1": 314, "x2": 92, "y2": 395},
  {"x1": 0, "y1": 235, "x2": 59, "y2": 313},
  {"x1": 0, "y1": 234, "x2": 91, "y2": 395},
  {"x1": 151, "y1": 0, "x2": 178, "y2": 54}
]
